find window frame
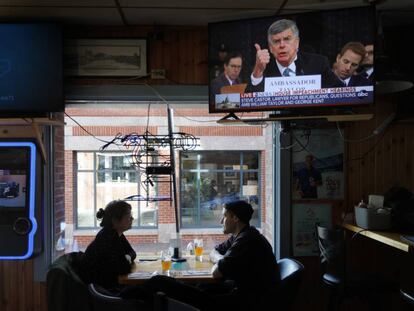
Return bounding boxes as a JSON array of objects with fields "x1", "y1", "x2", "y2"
[
  {"x1": 179, "y1": 150, "x2": 261, "y2": 229},
  {"x1": 74, "y1": 151, "x2": 158, "y2": 229}
]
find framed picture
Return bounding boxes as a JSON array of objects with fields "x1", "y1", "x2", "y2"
[
  {"x1": 292, "y1": 129, "x2": 344, "y2": 200},
  {"x1": 64, "y1": 39, "x2": 147, "y2": 76},
  {"x1": 223, "y1": 165, "x2": 235, "y2": 178},
  {"x1": 292, "y1": 203, "x2": 332, "y2": 256}
]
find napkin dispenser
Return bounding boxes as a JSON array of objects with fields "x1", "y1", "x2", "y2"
[{"x1": 354, "y1": 206, "x2": 391, "y2": 230}]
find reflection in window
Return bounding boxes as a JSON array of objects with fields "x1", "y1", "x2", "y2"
[
  {"x1": 180, "y1": 151, "x2": 260, "y2": 228},
  {"x1": 76, "y1": 151, "x2": 157, "y2": 229}
]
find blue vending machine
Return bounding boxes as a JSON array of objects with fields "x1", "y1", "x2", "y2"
[{"x1": 0, "y1": 141, "x2": 40, "y2": 260}]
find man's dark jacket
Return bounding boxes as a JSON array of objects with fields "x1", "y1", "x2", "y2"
[
  {"x1": 246, "y1": 51, "x2": 343, "y2": 92},
  {"x1": 210, "y1": 73, "x2": 241, "y2": 97}
]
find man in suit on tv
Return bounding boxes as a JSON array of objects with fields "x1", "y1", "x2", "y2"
[
  {"x1": 210, "y1": 52, "x2": 243, "y2": 97},
  {"x1": 357, "y1": 43, "x2": 374, "y2": 83},
  {"x1": 333, "y1": 41, "x2": 371, "y2": 87},
  {"x1": 246, "y1": 19, "x2": 343, "y2": 93}
]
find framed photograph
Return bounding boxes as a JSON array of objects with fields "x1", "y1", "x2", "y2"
[
  {"x1": 292, "y1": 129, "x2": 344, "y2": 200},
  {"x1": 292, "y1": 203, "x2": 332, "y2": 256},
  {"x1": 64, "y1": 39, "x2": 147, "y2": 76},
  {"x1": 223, "y1": 165, "x2": 236, "y2": 178}
]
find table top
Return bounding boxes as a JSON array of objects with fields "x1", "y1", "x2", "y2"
[
  {"x1": 343, "y1": 223, "x2": 414, "y2": 253},
  {"x1": 119, "y1": 255, "x2": 215, "y2": 285}
]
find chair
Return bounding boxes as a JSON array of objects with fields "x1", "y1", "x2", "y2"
[
  {"x1": 154, "y1": 292, "x2": 200, "y2": 311},
  {"x1": 316, "y1": 224, "x2": 397, "y2": 311},
  {"x1": 46, "y1": 252, "x2": 92, "y2": 311},
  {"x1": 277, "y1": 258, "x2": 305, "y2": 310},
  {"x1": 257, "y1": 258, "x2": 304, "y2": 311},
  {"x1": 400, "y1": 287, "x2": 414, "y2": 307},
  {"x1": 88, "y1": 283, "x2": 150, "y2": 311}
]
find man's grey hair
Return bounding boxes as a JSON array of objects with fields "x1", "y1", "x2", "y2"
[{"x1": 267, "y1": 19, "x2": 300, "y2": 41}]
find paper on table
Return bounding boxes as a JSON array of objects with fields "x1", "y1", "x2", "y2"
[
  {"x1": 368, "y1": 195, "x2": 384, "y2": 207},
  {"x1": 128, "y1": 271, "x2": 158, "y2": 279},
  {"x1": 181, "y1": 270, "x2": 211, "y2": 276}
]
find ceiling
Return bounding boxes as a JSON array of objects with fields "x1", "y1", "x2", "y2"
[{"x1": 0, "y1": 0, "x2": 413, "y2": 26}]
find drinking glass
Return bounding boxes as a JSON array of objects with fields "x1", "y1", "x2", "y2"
[
  {"x1": 160, "y1": 250, "x2": 172, "y2": 275},
  {"x1": 194, "y1": 238, "x2": 204, "y2": 261}
]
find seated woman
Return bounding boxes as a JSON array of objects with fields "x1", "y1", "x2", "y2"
[{"x1": 78, "y1": 200, "x2": 136, "y2": 290}]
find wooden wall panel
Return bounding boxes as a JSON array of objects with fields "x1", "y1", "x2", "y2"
[
  {"x1": 347, "y1": 98, "x2": 414, "y2": 202},
  {"x1": 65, "y1": 25, "x2": 208, "y2": 85},
  {"x1": 0, "y1": 261, "x2": 47, "y2": 311}
]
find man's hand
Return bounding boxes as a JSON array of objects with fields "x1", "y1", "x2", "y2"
[
  {"x1": 211, "y1": 263, "x2": 223, "y2": 279},
  {"x1": 209, "y1": 249, "x2": 223, "y2": 264},
  {"x1": 252, "y1": 43, "x2": 270, "y2": 78}
]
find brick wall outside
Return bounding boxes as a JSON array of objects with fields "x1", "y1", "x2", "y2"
[
  {"x1": 73, "y1": 126, "x2": 157, "y2": 136},
  {"x1": 261, "y1": 150, "x2": 266, "y2": 223},
  {"x1": 64, "y1": 151, "x2": 74, "y2": 224},
  {"x1": 53, "y1": 114, "x2": 66, "y2": 258},
  {"x1": 179, "y1": 126, "x2": 263, "y2": 136}
]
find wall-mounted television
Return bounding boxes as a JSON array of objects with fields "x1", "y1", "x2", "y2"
[
  {"x1": 0, "y1": 23, "x2": 63, "y2": 115},
  {"x1": 208, "y1": 6, "x2": 375, "y2": 114}
]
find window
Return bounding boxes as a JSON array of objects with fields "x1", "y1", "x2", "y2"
[
  {"x1": 180, "y1": 151, "x2": 260, "y2": 228},
  {"x1": 75, "y1": 151, "x2": 158, "y2": 228}
]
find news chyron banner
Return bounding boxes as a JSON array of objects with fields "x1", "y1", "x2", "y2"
[{"x1": 214, "y1": 75, "x2": 373, "y2": 110}]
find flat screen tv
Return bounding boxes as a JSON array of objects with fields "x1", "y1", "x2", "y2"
[
  {"x1": 208, "y1": 6, "x2": 375, "y2": 114},
  {"x1": 0, "y1": 23, "x2": 63, "y2": 115}
]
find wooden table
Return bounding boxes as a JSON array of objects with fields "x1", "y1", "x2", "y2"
[
  {"x1": 119, "y1": 256, "x2": 215, "y2": 285},
  {"x1": 343, "y1": 223, "x2": 414, "y2": 253}
]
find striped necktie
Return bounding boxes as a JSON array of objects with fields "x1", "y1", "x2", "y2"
[{"x1": 283, "y1": 68, "x2": 291, "y2": 77}]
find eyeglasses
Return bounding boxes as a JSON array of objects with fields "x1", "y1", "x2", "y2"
[{"x1": 270, "y1": 36, "x2": 296, "y2": 46}]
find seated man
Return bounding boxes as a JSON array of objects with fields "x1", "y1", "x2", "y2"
[
  {"x1": 210, "y1": 52, "x2": 243, "y2": 97},
  {"x1": 209, "y1": 200, "x2": 279, "y2": 297},
  {"x1": 332, "y1": 41, "x2": 371, "y2": 87}
]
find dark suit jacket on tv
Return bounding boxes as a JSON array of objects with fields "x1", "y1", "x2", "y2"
[
  {"x1": 210, "y1": 73, "x2": 241, "y2": 97},
  {"x1": 347, "y1": 74, "x2": 372, "y2": 87},
  {"x1": 357, "y1": 69, "x2": 374, "y2": 85},
  {"x1": 245, "y1": 51, "x2": 343, "y2": 93}
]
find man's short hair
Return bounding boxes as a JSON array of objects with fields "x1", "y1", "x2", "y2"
[
  {"x1": 224, "y1": 200, "x2": 254, "y2": 224},
  {"x1": 224, "y1": 52, "x2": 243, "y2": 66},
  {"x1": 268, "y1": 19, "x2": 299, "y2": 40},
  {"x1": 339, "y1": 41, "x2": 366, "y2": 60}
]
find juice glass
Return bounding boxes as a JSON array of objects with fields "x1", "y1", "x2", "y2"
[
  {"x1": 194, "y1": 238, "x2": 204, "y2": 261},
  {"x1": 160, "y1": 250, "x2": 172, "y2": 274}
]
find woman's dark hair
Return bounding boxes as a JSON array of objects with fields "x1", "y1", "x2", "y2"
[{"x1": 96, "y1": 200, "x2": 132, "y2": 229}]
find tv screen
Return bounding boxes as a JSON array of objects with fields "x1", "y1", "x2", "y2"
[
  {"x1": 208, "y1": 6, "x2": 375, "y2": 114},
  {"x1": 0, "y1": 147, "x2": 29, "y2": 208},
  {"x1": 0, "y1": 23, "x2": 63, "y2": 114}
]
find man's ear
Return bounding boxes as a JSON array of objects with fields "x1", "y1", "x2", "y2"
[{"x1": 336, "y1": 54, "x2": 341, "y2": 63}]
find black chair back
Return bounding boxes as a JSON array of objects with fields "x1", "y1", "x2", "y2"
[
  {"x1": 88, "y1": 284, "x2": 149, "y2": 311},
  {"x1": 46, "y1": 252, "x2": 92, "y2": 311},
  {"x1": 401, "y1": 288, "x2": 414, "y2": 306},
  {"x1": 316, "y1": 224, "x2": 346, "y2": 286},
  {"x1": 154, "y1": 292, "x2": 200, "y2": 311},
  {"x1": 277, "y1": 258, "x2": 305, "y2": 310}
]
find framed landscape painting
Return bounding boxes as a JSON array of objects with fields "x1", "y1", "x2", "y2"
[{"x1": 64, "y1": 39, "x2": 147, "y2": 76}]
